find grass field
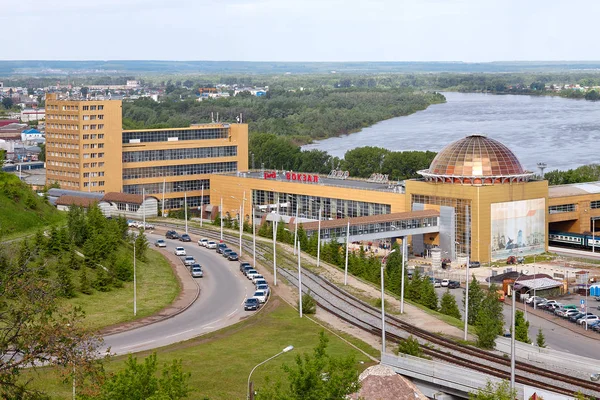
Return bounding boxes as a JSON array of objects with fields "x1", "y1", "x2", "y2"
[
  {"x1": 28, "y1": 297, "x2": 377, "y2": 399},
  {"x1": 0, "y1": 172, "x2": 65, "y2": 239},
  {"x1": 66, "y1": 248, "x2": 180, "y2": 331}
]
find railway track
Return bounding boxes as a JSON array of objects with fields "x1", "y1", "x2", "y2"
[{"x1": 156, "y1": 222, "x2": 600, "y2": 398}]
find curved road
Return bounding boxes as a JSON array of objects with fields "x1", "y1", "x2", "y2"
[{"x1": 103, "y1": 232, "x2": 256, "y2": 355}]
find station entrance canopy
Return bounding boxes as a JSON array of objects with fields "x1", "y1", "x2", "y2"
[{"x1": 299, "y1": 210, "x2": 440, "y2": 243}]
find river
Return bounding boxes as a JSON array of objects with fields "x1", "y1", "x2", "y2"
[{"x1": 302, "y1": 92, "x2": 600, "y2": 172}]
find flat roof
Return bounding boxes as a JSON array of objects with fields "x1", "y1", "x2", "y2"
[
  {"x1": 300, "y1": 210, "x2": 439, "y2": 231},
  {"x1": 549, "y1": 181, "x2": 600, "y2": 198},
  {"x1": 229, "y1": 171, "x2": 404, "y2": 193}
]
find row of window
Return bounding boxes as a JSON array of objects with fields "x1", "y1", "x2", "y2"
[
  {"x1": 82, "y1": 134, "x2": 105, "y2": 140},
  {"x1": 48, "y1": 151, "x2": 78, "y2": 159},
  {"x1": 122, "y1": 128, "x2": 229, "y2": 144},
  {"x1": 46, "y1": 133, "x2": 78, "y2": 139},
  {"x1": 47, "y1": 114, "x2": 78, "y2": 120},
  {"x1": 51, "y1": 179, "x2": 78, "y2": 188},
  {"x1": 83, "y1": 162, "x2": 105, "y2": 168},
  {"x1": 549, "y1": 204, "x2": 576, "y2": 214},
  {"x1": 123, "y1": 179, "x2": 210, "y2": 195},
  {"x1": 82, "y1": 143, "x2": 104, "y2": 149},
  {"x1": 82, "y1": 115, "x2": 104, "y2": 121},
  {"x1": 48, "y1": 123, "x2": 78, "y2": 131},
  {"x1": 122, "y1": 162, "x2": 237, "y2": 180},
  {"x1": 47, "y1": 169, "x2": 79, "y2": 178},
  {"x1": 122, "y1": 146, "x2": 237, "y2": 163},
  {"x1": 308, "y1": 218, "x2": 439, "y2": 239},
  {"x1": 591, "y1": 200, "x2": 600, "y2": 209},
  {"x1": 162, "y1": 195, "x2": 209, "y2": 210},
  {"x1": 82, "y1": 124, "x2": 105, "y2": 130},
  {"x1": 82, "y1": 153, "x2": 105, "y2": 159},
  {"x1": 252, "y1": 190, "x2": 391, "y2": 220},
  {"x1": 83, "y1": 181, "x2": 105, "y2": 187},
  {"x1": 82, "y1": 105, "x2": 104, "y2": 111},
  {"x1": 83, "y1": 172, "x2": 105, "y2": 178},
  {"x1": 48, "y1": 105, "x2": 79, "y2": 111},
  {"x1": 116, "y1": 202, "x2": 138, "y2": 212},
  {"x1": 48, "y1": 142, "x2": 78, "y2": 150},
  {"x1": 47, "y1": 161, "x2": 79, "y2": 168}
]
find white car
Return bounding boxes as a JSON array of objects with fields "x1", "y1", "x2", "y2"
[
  {"x1": 127, "y1": 220, "x2": 139, "y2": 228},
  {"x1": 174, "y1": 247, "x2": 186, "y2": 256},
  {"x1": 578, "y1": 315, "x2": 599, "y2": 326},
  {"x1": 255, "y1": 279, "x2": 268, "y2": 288},
  {"x1": 246, "y1": 269, "x2": 260, "y2": 280},
  {"x1": 256, "y1": 283, "x2": 270, "y2": 296},
  {"x1": 206, "y1": 241, "x2": 217, "y2": 249},
  {"x1": 183, "y1": 256, "x2": 196, "y2": 266},
  {"x1": 253, "y1": 290, "x2": 268, "y2": 303},
  {"x1": 441, "y1": 279, "x2": 449, "y2": 287},
  {"x1": 525, "y1": 296, "x2": 543, "y2": 305},
  {"x1": 252, "y1": 274, "x2": 265, "y2": 284},
  {"x1": 154, "y1": 239, "x2": 167, "y2": 248},
  {"x1": 198, "y1": 238, "x2": 209, "y2": 247}
]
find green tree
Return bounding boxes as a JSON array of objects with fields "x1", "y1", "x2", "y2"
[
  {"x1": 439, "y1": 290, "x2": 461, "y2": 319},
  {"x1": 419, "y1": 278, "x2": 438, "y2": 311},
  {"x1": 2, "y1": 97, "x2": 13, "y2": 109},
  {"x1": 406, "y1": 270, "x2": 423, "y2": 302},
  {"x1": 514, "y1": 310, "x2": 530, "y2": 343},
  {"x1": 135, "y1": 231, "x2": 149, "y2": 261},
  {"x1": 258, "y1": 332, "x2": 360, "y2": 400},
  {"x1": 56, "y1": 263, "x2": 76, "y2": 298},
  {"x1": 80, "y1": 268, "x2": 93, "y2": 295},
  {"x1": 464, "y1": 276, "x2": 484, "y2": 325},
  {"x1": 302, "y1": 291, "x2": 317, "y2": 314},
  {"x1": 93, "y1": 267, "x2": 112, "y2": 292},
  {"x1": 469, "y1": 379, "x2": 516, "y2": 400},
  {"x1": 98, "y1": 353, "x2": 191, "y2": 400},
  {"x1": 475, "y1": 287, "x2": 504, "y2": 349},
  {"x1": 536, "y1": 329, "x2": 546, "y2": 348},
  {"x1": 396, "y1": 335, "x2": 424, "y2": 358}
]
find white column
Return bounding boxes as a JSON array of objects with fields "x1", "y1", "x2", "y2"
[
  {"x1": 200, "y1": 184, "x2": 204, "y2": 227},
  {"x1": 220, "y1": 196, "x2": 223, "y2": 241},
  {"x1": 252, "y1": 206, "x2": 256, "y2": 268},
  {"x1": 273, "y1": 217, "x2": 277, "y2": 286},
  {"x1": 401, "y1": 237, "x2": 406, "y2": 314},
  {"x1": 464, "y1": 204, "x2": 470, "y2": 342},
  {"x1": 380, "y1": 260, "x2": 386, "y2": 355},
  {"x1": 510, "y1": 283, "x2": 516, "y2": 391},
  {"x1": 133, "y1": 244, "x2": 137, "y2": 316},
  {"x1": 317, "y1": 207, "x2": 322, "y2": 268},
  {"x1": 344, "y1": 219, "x2": 350, "y2": 285},
  {"x1": 162, "y1": 178, "x2": 165, "y2": 217},
  {"x1": 239, "y1": 205, "x2": 243, "y2": 256},
  {"x1": 184, "y1": 191, "x2": 188, "y2": 234},
  {"x1": 593, "y1": 219, "x2": 596, "y2": 253},
  {"x1": 293, "y1": 202, "x2": 299, "y2": 255},
  {"x1": 298, "y1": 240, "x2": 302, "y2": 318}
]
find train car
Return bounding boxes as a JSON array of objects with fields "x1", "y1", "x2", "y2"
[{"x1": 548, "y1": 231, "x2": 585, "y2": 247}]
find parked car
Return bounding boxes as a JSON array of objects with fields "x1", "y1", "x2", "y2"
[
  {"x1": 139, "y1": 222, "x2": 155, "y2": 230},
  {"x1": 448, "y1": 280, "x2": 461, "y2": 289},
  {"x1": 206, "y1": 241, "x2": 217, "y2": 249},
  {"x1": 239, "y1": 262, "x2": 252, "y2": 273},
  {"x1": 166, "y1": 230, "x2": 179, "y2": 240},
  {"x1": 429, "y1": 278, "x2": 441, "y2": 288},
  {"x1": 256, "y1": 283, "x2": 270, "y2": 296},
  {"x1": 222, "y1": 248, "x2": 233, "y2": 258},
  {"x1": 469, "y1": 261, "x2": 481, "y2": 268},
  {"x1": 183, "y1": 256, "x2": 196, "y2": 266},
  {"x1": 227, "y1": 252, "x2": 239, "y2": 261},
  {"x1": 190, "y1": 264, "x2": 203, "y2": 278},
  {"x1": 579, "y1": 315, "x2": 599, "y2": 327},
  {"x1": 252, "y1": 274, "x2": 265, "y2": 284},
  {"x1": 243, "y1": 265, "x2": 255, "y2": 276},
  {"x1": 526, "y1": 296, "x2": 543, "y2": 305},
  {"x1": 128, "y1": 220, "x2": 139, "y2": 228},
  {"x1": 255, "y1": 278, "x2": 268, "y2": 287},
  {"x1": 540, "y1": 300, "x2": 559, "y2": 309},
  {"x1": 562, "y1": 309, "x2": 581, "y2": 319},
  {"x1": 244, "y1": 297, "x2": 260, "y2": 311},
  {"x1": 253, "y1": 290, "x2": 268, "y2": 303},
  {"x1": 441, "y1": 279, "x2": 450, "y2": 287},
  {"x1": 216, "y1": 243, "x2": 227, "y2": 254},
  {"x1": 246, "y1": 269, "x2": 260, "y2": 280},
  {"x1": 595, "y1": 296, "x2": 600, "y2": 301},
  {"x1": 174, "y1": 247, "x2": 186, "y2": 256},
  {"x1": 198, "y1": 238, "x2": 209, "y2": 247},
  {"x1": 179, "y1": 234, "x2": 191, "y2": 242},
  {"x1": 569, "y1": 312, "x2": 586, "y2": 322},
  {"x1": 154, "y1": 239, "x2": 167, "y2": 248}
]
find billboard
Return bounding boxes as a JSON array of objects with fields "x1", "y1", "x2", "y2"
[{"x1": 491, "y1": 198, "x2": 545, "y2": 260}]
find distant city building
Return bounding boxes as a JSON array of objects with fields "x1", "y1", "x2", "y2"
[{"x1": 20, "y1": 108, "x2": 46, "y2": 122}]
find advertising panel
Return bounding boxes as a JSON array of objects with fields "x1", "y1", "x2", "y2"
[{"x1": 491, "y1": 198, "x2": 545, "y2": 260}]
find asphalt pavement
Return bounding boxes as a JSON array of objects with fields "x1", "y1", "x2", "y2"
[{"x1": 103, "y1": 232, "x2": 257, "y2": 355}]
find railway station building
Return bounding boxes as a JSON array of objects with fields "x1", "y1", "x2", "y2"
[{"x1": 210, "y1": 134, "x2": 600, "y2": 264}]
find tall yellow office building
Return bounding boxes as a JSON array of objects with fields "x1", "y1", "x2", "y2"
[
  {"x1": 45, "y1": 95, "x2": 248, "y2": 209},
  {"x1": 45, "y1": 94, "x2": 123, "y2": 192}
]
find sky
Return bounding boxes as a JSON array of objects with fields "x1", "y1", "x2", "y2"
[{"x1": 4, "y1": 0, "x2": 600, "y2": 62}]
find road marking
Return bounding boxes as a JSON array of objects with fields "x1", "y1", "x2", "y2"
[
  {"x1": 121, "y1": 340, "x2": 155, "y2": 349},
  {"x1": 166, "y1": 329, "x2": 194, "y2": 339},
  {"x1": 227, "y1": 309, "x2": 238, "y2": 318}
]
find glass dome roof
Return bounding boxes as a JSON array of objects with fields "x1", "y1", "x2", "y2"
[{"x1": 419, "y1": 135, "x2": 533, "y2": 184}]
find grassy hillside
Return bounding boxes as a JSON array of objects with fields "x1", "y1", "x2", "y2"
[{"x1": 0, "y1": 172, "x2": 64, "y2": 237}]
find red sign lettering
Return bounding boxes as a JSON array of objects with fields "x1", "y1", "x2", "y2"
[
  {"x1": 282, "y1": 171, "x2": 319, "y2": 183},
  {"x1": 263, "y1": 171, "x2": 277, "y2": 179}
]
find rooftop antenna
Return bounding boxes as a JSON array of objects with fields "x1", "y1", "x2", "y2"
[
  {"x1": 211, "y1": 112, "x2": 214, "y2": 123},
  {"x1": 216, "y1": 112, "x2": 219, "y2": 123},
  {"x1": 537, "y1": 162, "x2": 547, "y2": 179}
]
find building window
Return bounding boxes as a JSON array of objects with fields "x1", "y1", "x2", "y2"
[
  {"x1": 122, "y1": 127, "x2": 229, "y2": 144},
  {"x1": 98, "y1": 105, "x2": 104, "y2": 110},
  {"x1": 591, "y1": 200, "x2": 600, "y2": 209},
  {"x1": 549, "y1": 204, "x2": 576, "y2": 214},
  {"x1": 122, "y1": 162, "x2": 237, "y2": 180},
  {"x1": 98, "y1": 115, "x2": 104, "y2": 120},
  {"x1": 90, "y1": 105, "x2": 97, "y2": 111},
  {"x1": 83, "y1": 106, "x2": 89, "y2": 111},
  {"x1": 117, "y1": 202, "x2": 127, "y2": 211},
  {"x1": 122, "y1": 146, "x2": 238, "y2": 163}
]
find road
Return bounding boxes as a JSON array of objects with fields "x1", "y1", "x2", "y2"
[
  {"x1": 434, "y1": 286, "x2": 600, "y2": 359},
  {"x1": 103, "y1": 232, "x2": 256, "y2": 355}
]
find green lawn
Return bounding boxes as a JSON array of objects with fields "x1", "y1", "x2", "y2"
[
  {"x1": 28, "y1": 298, "x2": 376, "y2": 399},
  {"x1": 66, "y1": 248, "x2": 180, "y2": 331}
]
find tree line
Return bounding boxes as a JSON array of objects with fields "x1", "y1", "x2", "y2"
[
  {"x1": 544, "y1": 164, "x2": 600, "y2": 185},
  {"x1": 249, "y1": 133, "x2": 436, "y2": 180}
]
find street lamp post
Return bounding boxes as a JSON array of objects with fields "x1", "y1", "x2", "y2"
[
  {"x1": 184, "y1": 190, "x2": 188, "y2": 235},
  {"x1": 247, "y1": 346, "x2": 294, "y2": 400},
  {"x1": 381, "y1": 248, "x2": 397, "y2": 355},
  {"x1": 298, "y1": 240, "x2": 302, "y2": 318},
  {"x1": 200, "y1": 184, "x2": 204, "y2": 227},
  {"x1": 133, "y1": 242, "x2": 137, "y2": 316},
  {"x1": 401, "y1": 237, "x2": 407, "y2": 314},
  {"x1": 344, "y1": 218, "x2": 350, "y2": 286},
  {"x1": 511, "y1": 270, "x2": 528, "y2": 392},
  {"x1": 220, "y1": 196, "x2": 224, "y2": 241},
  {"x1": 252, "y1": 206, "x2": 256, "y2": 268},
  {"x1": 317, "y1": 207, "x2": 322, "y2": 268},
  {"x1": 293, "y1": 202, "x2": 299, "y2": 256}
]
